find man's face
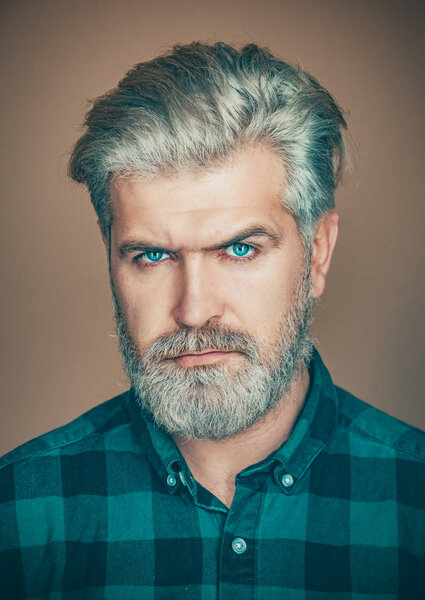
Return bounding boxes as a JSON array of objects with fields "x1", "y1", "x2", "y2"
[{"x1": 108, "y1": 145, "x2": 316, "y2": 439}]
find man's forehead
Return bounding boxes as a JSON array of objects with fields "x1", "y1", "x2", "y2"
[{"x1": 110, "y1": 145, "x2": 287, "y2": 226}]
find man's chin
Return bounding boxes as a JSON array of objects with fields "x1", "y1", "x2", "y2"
[{"x1": 131, "y1": 371, "x2": 283, "y2": 441}]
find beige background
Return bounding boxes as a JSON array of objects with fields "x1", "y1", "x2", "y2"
[{"x1": 1, "y1": 0, "x2": 424, "y2": 455}]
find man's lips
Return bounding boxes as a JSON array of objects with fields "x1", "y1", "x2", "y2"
[{"x1": 170, "y1": 350, "x2": 238, "y2": 366}]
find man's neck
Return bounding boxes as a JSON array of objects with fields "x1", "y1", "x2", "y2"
[{"x1": 173, "y1": 366, "x2": 310, "y2": 508}]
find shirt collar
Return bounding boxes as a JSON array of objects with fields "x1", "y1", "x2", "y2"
[
  {"x1": 127, "y1": 347, "x2": 338, "y2": 495},
  {"x1": 269, "y1": 347, "x2": 338, "y2": 493},
  {"x1": 127, "y1": 389, "x2": 192, "y2": 495}
]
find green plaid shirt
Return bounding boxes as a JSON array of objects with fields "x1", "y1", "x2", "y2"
[{"x1": 1, "y1": 349, "x2": 424, "y2": 599}]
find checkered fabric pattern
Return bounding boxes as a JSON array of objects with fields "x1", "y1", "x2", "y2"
[{"x1": 1, "y1": 349, "x2": 424, "y2": 599}]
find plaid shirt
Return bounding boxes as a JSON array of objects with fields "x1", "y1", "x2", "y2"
[{"x1": 1, "y1": 349, "x2": 424, "y2": 599}]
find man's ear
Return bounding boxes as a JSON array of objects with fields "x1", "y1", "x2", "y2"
[{"x1": 310, "y1": 210, "x2": 339, "y2": 299}]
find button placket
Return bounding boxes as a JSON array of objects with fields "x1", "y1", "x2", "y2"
[{"x1": 218, "y1": 470, "x2": 269, "y2": 595}]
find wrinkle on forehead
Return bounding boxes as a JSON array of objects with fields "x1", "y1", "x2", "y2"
[{"x1": 143, "y1": 202, "x2": 282, "y2": 221}]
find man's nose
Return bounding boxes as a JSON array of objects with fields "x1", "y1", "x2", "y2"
[{"x1": 172, "y1": 255, "x2": 224, "y2": 328}]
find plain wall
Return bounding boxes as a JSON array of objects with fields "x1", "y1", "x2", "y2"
[{"x1": 1, "y1": 0, "x2": 424, "y2": 455}]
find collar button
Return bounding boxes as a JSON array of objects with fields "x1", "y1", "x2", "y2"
[
  {"x1": 281, "y1": 473, "x2": 294, "y2": 488},
  {"x1": 167, "y1": 474, "x2": 177, "y2": 487}
]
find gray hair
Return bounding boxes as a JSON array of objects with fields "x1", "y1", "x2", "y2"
[{"x1": 69, "y1": 42, "x2": 347, "y2": 247}]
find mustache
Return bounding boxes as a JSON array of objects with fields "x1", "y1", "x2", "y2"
[{"x1": 141, "y1": 323, "x2": 261, "y2": 364}]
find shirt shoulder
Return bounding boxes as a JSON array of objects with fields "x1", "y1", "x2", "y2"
[
  {"x1": 335, "y1": 385, "x2": 425, "y2": 461},
  {"x1": 0, "y1": 390, "x2": 132, "y2": 471}
]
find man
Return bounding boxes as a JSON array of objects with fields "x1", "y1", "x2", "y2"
[{"x1": 1, "y1": 42, "x2": 424, "y2": 599}]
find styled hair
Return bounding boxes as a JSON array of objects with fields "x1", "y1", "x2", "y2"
[{"x1": 69, "y1": 41, "x2": 347, "y2": 247}]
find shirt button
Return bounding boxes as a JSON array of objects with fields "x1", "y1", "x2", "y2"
[
  {"x1": 167, "y1": 474, "x2": 177, "y2": 487},
  {"x1": 232, "y1": 537, "x2": 247, "y2": 555},
  {"x1": 281, "y1": 473, "x2": 294, "y2": 487}
]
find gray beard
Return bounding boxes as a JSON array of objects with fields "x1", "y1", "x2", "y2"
[{"x1": 110, "y1": 261, "x2": 314, "y2": 440}]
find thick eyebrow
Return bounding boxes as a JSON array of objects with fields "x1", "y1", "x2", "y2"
[{"x1": 118, "y1": 225, "x2": 282, "y2": 258}]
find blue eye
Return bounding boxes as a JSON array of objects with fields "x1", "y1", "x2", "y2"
[
  {"x1": 142, "y1": 250, "x2": 168, "y2": 263},
  {"x1": 228, "y1": 243, "x2": 252, "y2": 258}
]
